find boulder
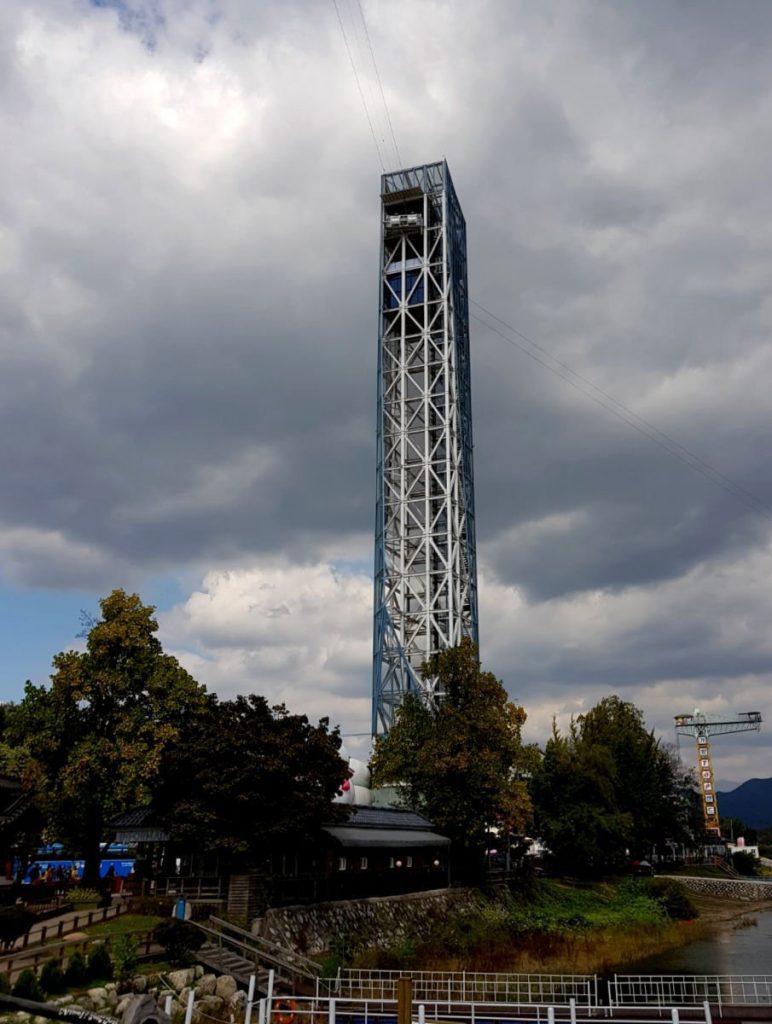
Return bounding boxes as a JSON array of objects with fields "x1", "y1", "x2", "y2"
[
  {"x1": 54, "y1": 996, "x2": 74, "y2": 1007},
  {"x1": 88, "y1": 987, "x2": 108, "y2": 1005},
  {"x1": 195, "y1": 974, "x2": 217, "y2": 997},
  {"x1": 168, "y1": 968, "x2": 195, "y2": 992},
  {"x1": 179, "y1": 986, "x2": 192, "y2": 1007},
  {"x1": 131, "y1": 976, "x2": 148, "y2": 994},
  {"x1": 194, "y1": 966, "x2": 204, "y2": 979},
  {"x1": 214, "y1": 975, "x2": 237, "y2": 1002},
  {"x1": 230, "y1": 990, "x2": 248, "y2": 1011},
  {"x1": 116, "y1": 996, "x2": 134, "y2": 1016}
]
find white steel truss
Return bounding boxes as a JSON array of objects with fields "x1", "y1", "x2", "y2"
[{"x1": 372, "y1": 161, "x2": 479, "y2": 736}]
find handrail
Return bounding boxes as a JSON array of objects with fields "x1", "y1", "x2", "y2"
[
  {"x1": 193, "y1": 920, "x2": 319, "y2": 982},
  {"x1": 208, "y1": 916, "x2": 322, "y2": 976}
]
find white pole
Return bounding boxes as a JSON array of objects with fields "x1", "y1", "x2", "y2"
[
  {"x1": 329, "y1": 998, "x2": 336, "y2": 1024},
  {"x1": 570, "y1": 998, "x2": 577, "y2": 1024},
  {"x1": 258, "y1": 998, "x2": 267, "y2": 1024},
  {"x1": 164, "y1": 995, "x2": 173, "y2": 1018},
  {"x1": 184, "y1": 989, "x2": 195, "y2": 1024},
  {"x1": 671, "y1": 1010, "x2": 680, "y2": 1024},
  {"x1": 704, "y1": 1001, "x2": 713, "y2": 1024},
  {"x1": 418, "y1": 1005, "x2": 425, "y2": 1024},
  {"x1": 245, "y1": 974, "x2": 257, "y2": 1024},
  {"x1": 266, "y1": 969, "x2": 275, "y2": 1024},
  {"x1": 548, "y1": 1007, "x2": 555, "y2": 1024}
]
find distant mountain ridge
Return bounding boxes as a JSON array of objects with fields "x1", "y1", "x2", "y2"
[{"x1": 717, "y1": 777, "x2": 772, "y2": 830}]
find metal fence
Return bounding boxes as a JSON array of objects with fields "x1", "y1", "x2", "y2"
[
  {"x1": 325, "y1": 969, "x2": 600, "y2": 1007},
  {"x1": 610, "y1": 975, "x2": 772, "y2": 1013}
]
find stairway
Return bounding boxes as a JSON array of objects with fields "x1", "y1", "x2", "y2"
[
  {"x1": 198, "y1": 940, "x2": 271, "y2": 989},
  {"x1": 193, "y1": 917, "x2": 321, "y2": 994}
]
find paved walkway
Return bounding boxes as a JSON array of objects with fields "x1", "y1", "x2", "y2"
[{"x1": 12, "y1": 899, "x2": 125, "y2": 951}]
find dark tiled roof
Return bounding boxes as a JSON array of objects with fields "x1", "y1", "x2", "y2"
[
  {"x1": 344, "y1": 806, "x2": 435, "y2": 831},
  {"x1": 110, "y1": 807, "x2": 160, "y2": 828}
]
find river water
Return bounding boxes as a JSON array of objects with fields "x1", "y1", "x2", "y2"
[{"x1": 622, "y1": 907, "x2": 772, "y2": 975}]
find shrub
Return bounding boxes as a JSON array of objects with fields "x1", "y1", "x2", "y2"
[
  {"x1": 12, "y1": 967, "x2": 43, "y2": 1002},
  {"x1": 70, "y1": 887, "x2": 105, "y2": 905},
  {"x1": 732, "y1": 851, "x2": 760, "y2": 877},
  {"x1": 0, "y1": 907, "x2": 36, "y2": 950},
  {"x1": 0, "y1": 973, "x2": 10, "y2": 995},
  {"x1": 39, "y1": 958, "x2": 66, "y2": 995},
  {"x1": 152, "y1": 920, "x2": 204, "y2": 966},
  {"x1": 86, "y1": 942, "x2": 113, "y2": 981},
  {"x1": 64, "y1": 951, "x2": 88, "y2": 987},
  {"x1": 112, "y1": 934, "x2": 138, "y2": 983},
  {"x1": 128, "y1": 896, "x2": 174, "y2": 917},
  {"x1": 646, "y1": 878, "x2": 698, "y2": 920}
]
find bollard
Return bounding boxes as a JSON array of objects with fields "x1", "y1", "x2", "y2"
[
  {"x1": 329, "y1": 997, "x2": 336, "y2": 1024},
  {"x1": 548, "y1": 1007, "x2": 556, "y2": 1024},
  {"x1": 671, "y1": 1009, "x2": 680, "y2": 1024},
  {"x1": 703, "y1": 1001, "x2": 712, "y2": 1024},
  {"x1": 570, "y1": 998, "x2": 577, "y2": 1024},
  {"x1": 397, "y1": 978, "x2": 412, "y2": 1024},
  {"x1": 418, "y1": 1005, "x2": 425, "y2": 1024}
]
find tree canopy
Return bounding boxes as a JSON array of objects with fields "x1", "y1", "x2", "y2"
[
  {"x1": 370, "y1": 638, "x2": 533, "y2": 880},
  {"x1": 5, "y1": 590, "x2": 208, "y2": 883},
  {"x1": 532, "y1": 696, "x2": 699, "y2": 874},
  {"x1": 151, "y1": 693, "x2": 349, "y2": 866}
]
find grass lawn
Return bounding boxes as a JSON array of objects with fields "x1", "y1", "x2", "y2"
[{"x1": 87, "y1": 914, "x2": 163, "y2": 937}]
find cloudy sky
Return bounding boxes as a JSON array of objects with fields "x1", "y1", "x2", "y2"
[{"x1": 1, "y1": 0, "x2": 771, "y2": 786}]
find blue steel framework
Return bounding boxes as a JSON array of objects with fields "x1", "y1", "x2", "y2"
[{"x1": 373, "y1": 161, "x2": 479, "y2": 737}]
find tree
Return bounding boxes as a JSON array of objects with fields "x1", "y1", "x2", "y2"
[
  {"x1": 152, "y1": 694, "x2": 349, "y2": 865},
  {"x1": 532, "y1": 696, "x2": 698, "y2": 874},
  {"x1": 370, "y1": 638, "x2": 532, "y2": 881},
  {"x1": 5, "y1": 590, "x2": 208, "y2": 884}
]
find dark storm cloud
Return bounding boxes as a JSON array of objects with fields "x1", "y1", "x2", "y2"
[{"x1": 2, "y1": 0, "x2": 772, "y2": 774}]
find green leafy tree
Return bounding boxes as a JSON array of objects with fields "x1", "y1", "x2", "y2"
[
  {"x1": 152, "y1": 694, "x2": 349, "y2": 865},
  {"x1": 532, "y1": 696, "x2": 698, "y2": 874},
  {"x1": 5, "y1": 590, "x2": 208, "y2": 884},
  {"x1": 370, "y1": 638, "x2": 532, "y2": 881}
]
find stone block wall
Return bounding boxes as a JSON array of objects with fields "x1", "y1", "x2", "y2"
[
  {"x1": 660, "y1": 875, "x2": 772, "y2": 901},
  {"x1": 255, "y1": 887, "x2": 482, "y2": 955}
]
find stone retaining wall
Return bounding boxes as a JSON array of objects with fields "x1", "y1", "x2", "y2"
[
  {"x1": 255, "y1": 888, "x2": 482, "y2": 955},
  {"x1": 661, "y1": 875, "x2": 772, "y2": 900}
]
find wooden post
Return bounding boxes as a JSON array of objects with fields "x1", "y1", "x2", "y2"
[{"x1": 397, "y1": 978, "x2": 413, "y2": 1024}]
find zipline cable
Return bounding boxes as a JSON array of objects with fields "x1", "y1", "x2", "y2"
[{"x1": 331, "y1": 0, "x2": 385, "y2": 170}]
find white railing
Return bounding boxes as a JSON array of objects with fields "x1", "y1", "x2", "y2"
[
  {"x1": 324, "y1": 969, "x2": 599, "y2": 1007},
  {"x1": 262, "y1": 993, "x2": 710, "y2": 1024},
  {"x1": 610, "y1": 975, "x2": 772, "y2": 1014}
]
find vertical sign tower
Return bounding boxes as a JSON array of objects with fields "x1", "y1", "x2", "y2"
[
  {"x1": 373, "y1": 161, "x2": 479, "y2": 736},
  {"x1": 675, "y1": 710, "x2": 762, "y2": 837}
]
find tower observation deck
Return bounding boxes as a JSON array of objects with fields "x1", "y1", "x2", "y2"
[{"x1": 372, "y1": 161, "x2": 479, "y2": 737}]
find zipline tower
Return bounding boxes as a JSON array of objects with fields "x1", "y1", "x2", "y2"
[
  {"x1": 674, "y1": 710, "x2": 762, "y2": 838},
  {"x1": 372, "y1": 161, "x2": 479, "y2": 737}
]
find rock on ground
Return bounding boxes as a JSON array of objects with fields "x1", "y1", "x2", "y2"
[
  {"x1": 195, "y1": 974, "x2": 217, "y2": 997},
  {"x1": 168, "y1": 968, "x2": 196, "y2": 992},
  {"x1": 214, "y1": 975, "x2": 237, "y2": 1002}
]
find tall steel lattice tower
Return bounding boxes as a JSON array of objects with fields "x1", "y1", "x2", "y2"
[{"x1": 372, "y1": 160, "x2": 479, "y2": 737}]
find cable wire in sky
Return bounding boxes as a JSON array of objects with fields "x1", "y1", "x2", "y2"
[
  {"x1": 353, "y1": 0, "x2": 402, "y2": 168},
  {"x1": 331, "y1": 0, "x2": 385, "y2": 170},
  {"x1": 471, "y1": 303, "x2": 772, "y2": 523}
]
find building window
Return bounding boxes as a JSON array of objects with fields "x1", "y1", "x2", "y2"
[
  {"x1": 706, "y1": 795, "x2": 714, "y2": 803},
  {"x1": 338, "y1": 857, "x2": 347, "y2": 872},
  {"x1": 406, "y1": 856, "x2": 413, "y2": 868},
  {"x1": 360, "y1": 856, "x2": 368, "y2": 870},
  {"x1": 389, "y1": 857, "x2": 395, "y2": 869}
]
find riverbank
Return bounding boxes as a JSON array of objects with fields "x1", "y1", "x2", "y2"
[{"x1": 342, "y1": 878, "x2": 765, "y2": 976}]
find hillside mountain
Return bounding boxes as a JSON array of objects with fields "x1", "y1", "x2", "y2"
[{"x1": 717, "y1": 777, "x2": 772, "y2": 830}]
